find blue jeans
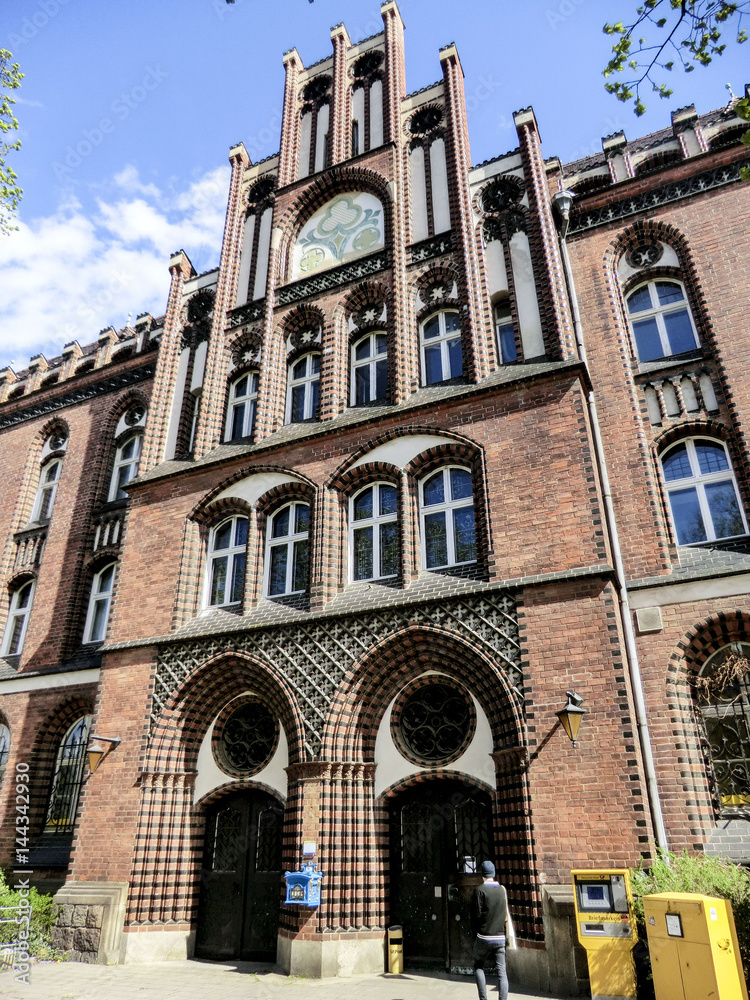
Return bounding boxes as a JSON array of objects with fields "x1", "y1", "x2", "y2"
[{"x1": 473, "y1": 936, "x2": 507, "y2": 1000}]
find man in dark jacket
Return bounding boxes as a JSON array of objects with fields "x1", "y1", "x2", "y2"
[{"x1": 469, "y1": 860, "x2": 509, "y2": 1000}]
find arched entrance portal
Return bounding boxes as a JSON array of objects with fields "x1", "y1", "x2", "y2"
[
  {"x1": 389, "y1": 779, "x2": 493, "y2": 972},
  {"x1": 196, "y1": 789, "x2": 284, "y2": 960}
]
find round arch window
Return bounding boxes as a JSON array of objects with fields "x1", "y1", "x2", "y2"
[
  {"x1": 213, "y1": 698, "x2": 279, "y2": 778},
  {"x1": 391, "y1": 679, "x2": 476, "y2": 766}
]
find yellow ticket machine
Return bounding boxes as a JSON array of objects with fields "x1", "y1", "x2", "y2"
[
  {"x1": 643, "y1": 893, "x2": 748, "y2": 1000},
  {"x1": 571, "y1": 869, "x2": 637, "y2": 1000}
]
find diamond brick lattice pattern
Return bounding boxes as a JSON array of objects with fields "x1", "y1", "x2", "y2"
[{"x1": 153, "y1": 591, "x2": 520, "y2": 758}]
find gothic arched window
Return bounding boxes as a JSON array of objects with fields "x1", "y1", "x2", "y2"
[
  {"x1": 44, "y1": 715, "x2": 92, "y2": 835},
  {"x1": 698, "y1": 642, "x2": 750, "y2": 810}
]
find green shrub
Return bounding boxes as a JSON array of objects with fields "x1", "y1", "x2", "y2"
[
  {"x1": 0, "y1": 868, "x2": 58, "y2": 960},
  {"x1": 629, "y1": 850, "x2": 750, "y2": 982}
]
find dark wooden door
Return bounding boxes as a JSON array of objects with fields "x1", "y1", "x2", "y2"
[
  {"x1": 196, "y1": 790, "x2": 283, "y2": 961},
  {"x1": 389, "y1": 782, "x2": 492, "y2": 972}
]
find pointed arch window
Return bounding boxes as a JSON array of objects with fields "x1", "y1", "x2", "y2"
[
  {"x1": 2, "y1": 581, "x2": 35, "y2": 657},
  {"x1": 660, "y1": 438, "x2": 746, "y2": 545},
  {"x1": 44, "y1": 715, "x2": 92, "y2": 835},
  {"x1": 420, "y1": 467, "x2": 476, "y2": 570},
  {"x1": 351, "y1": 332, "x2": 387, "y2": 405},
  {"x1": 627, "y1": 279, "x2": 699, "y2": 362},
  {"x1": 205, "y1": 516, "x2": 249, "y2": 609},
  {"x1": 287, "y1": 354, "x2": 320, "y2": 423},
  {"x1": 226, "y1": 371, "x2": 259, "y2": 441},
  {"x1": 83, "y1": 563, "x2": 116, "y2": 644},
  {"x1": 34, "y1": 459, "x2": 62, "y2": 521},
  {"x1": 420, "y1": 311, "x2": 463, "y2": 385},
  {"x1": 265, "y1": 503, "x2": 309, "y2": 597},
  {"x1": 350, "y1": 483, "x2": 398, "y2": 582}
]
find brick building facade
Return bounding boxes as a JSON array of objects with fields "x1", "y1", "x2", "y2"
[{"x1": 1, "y1": 3, "x2": 749, "y2": 991}]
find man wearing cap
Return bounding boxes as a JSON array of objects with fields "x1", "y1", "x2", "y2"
[{"x1": 470, "y1": 860, "x2": 510, "y2": 1000}]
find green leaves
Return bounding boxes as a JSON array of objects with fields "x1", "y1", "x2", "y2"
[
  {"x1": 0, "y1": 49, "x2": 23, "y2": 236},
  {"x1": 602, "y1": 2, "x2": 750, "y2": 116}
]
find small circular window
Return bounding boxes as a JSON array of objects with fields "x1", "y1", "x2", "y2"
[
  {"x1": 392, "y1": 680, "x2": 475, "y2": 766},
  {"x1": 213, "y1": 699, "x2": 279, "y2": 778}
]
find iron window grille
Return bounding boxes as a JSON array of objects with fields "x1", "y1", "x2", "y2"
[
  {"x1": 43, "y1": 715, "x2": 92, "y2": 836},
  {"x1": 699, "y1": 643, "x2": 750, "y2": 813}
]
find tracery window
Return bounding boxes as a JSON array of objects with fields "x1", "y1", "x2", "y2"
[
  {"x1": 420, "y1": 310, "x2": 463, "y2": 385},
  {"x1": 698, "y1": 642, "x2": 750, "y2": 810},
  {"x1": 287, "y1": 353, "x2": 320, "y2": 423},
  {"x1": 626, "y1": 279, "x2": 699, "y2": 362},
  {"x1": 265, "y1": 503, "x2": 309, "y2": 597},
  {"x1": 205, "y1": 516, "x2": 248, "y2": 609},
  {"x1": 2, "y1": 581, "x2": 34, "y2": 656},
  {"x1": 351, "y1": 332, "x2": 387, "y2": 405},
  {"x1": 660, "y1": 438, "x2": 746, "y2": 545},
  {"x1": 419, "y1": 467, "x2": 476, "y2": 570},
  {"x1": 83, "y1": 563, "x2": 116, "y2": 644},
  {"x1": 226, "y1": 371, "x2": 259, "y2": 441},
  {"x1": 44, "y1": 715, "x2": 92, "y2": 835},
  {"x1": 350, "y1": 482, "x2": 398, "y2": 582}
]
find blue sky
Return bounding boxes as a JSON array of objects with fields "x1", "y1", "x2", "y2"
[{"x1": 0, "y1": 0, "x2": 748, "y2": 372}]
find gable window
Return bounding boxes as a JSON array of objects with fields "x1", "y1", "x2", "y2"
[
  {"x1": 350, "y1": 483, "x2": 398, "y2": 582},
  {"x1": 34, "y1": 460, "x2": 62, "y2": 521},
  {"x1": 266, "y1": 503, "x2": 309, "y2": 597},
  {"x1": 2, "y1": 581, "x2": 34, "y2": 656},
  {"x1": 109, "y1": 435, "x2": 142, "y2": 502},
  {"x1": 495, "y1": 300, "x2": 517, "y2": 364},
  {"x1": 420, "y1": 467, "x2": 476, "y2": 570},
  {"x1": 421, "y1": 311, "x2": 463, "y2": 385},
  {"x1": 206, "y1": 516, "x2": 248, "y2": 608},
  {"x1": 226, "y1": 371, "x2": 259, "y2": 441},
  {"x1": 661, "y1": 438, "x2": 746, "y2": 545},
  {"x1": 627, "y1": 280, "x2": 699, "y2": 362},
  {"x1": 83, "y1": 563, "x2": 116, "y2": 643},
  {"x1": 351, "y1": 333, "x2": 387, "y2": 406},
  {"x1": 44, "y1": 715, "x2": 92, "y2": 835},
  {"x1": 287, "y1": 354, "x2": 320, "y2": 423}
]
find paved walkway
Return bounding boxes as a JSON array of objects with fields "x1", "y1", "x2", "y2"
[{"x1": 0, "y1": 960, "x2": 569, "y2": 1000}]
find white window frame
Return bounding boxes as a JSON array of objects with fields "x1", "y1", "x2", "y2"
[
  {"x1": 0, "y1": 723, "x2": 10, "y2": 772},
  {"x1": 349, "y1": 482, "x2": 399, "y2": 582},
  {"x1": 419, "y1": 466, "x2": 477, "y2": 570},
  {"x1": 626, "y1": 279, "x2": 699, "y2": 362},
  {"x1": 494, "y1": 299, "x2": 517, "y2": 364},
  {"x1": 33, "y1": 459, "x2": 62, "y2": 521},
  {"x1": 83, "y1": 563, "x2": 116, "y2": 644},
  {"x1": 264, "y1": 502, "x2": 310, "y2": 597},
  {"x1": 286, "y1": 353, "x2": 321, "y2": 423},
  {"x1": 204, "y1": 516, "x2": 249, "y2": 609},
  {"x1": 2, "y1": 581, "x2": 35, "y2": 656},
  {"x1": 108, "y1": 434, "x2": 142, "y2": 502},
  {"x1": 660, "y1": 437, "x2": 747, "y2": 545},
  {"x1": 420, "y1": 310, "x2": 463, "y2": 385},
  {"x1": 351, "y1": 332, "x2": 388, "y2": 406},
  {"x1": 225, "y1": 371, "x2": 259, "y2": 442}
]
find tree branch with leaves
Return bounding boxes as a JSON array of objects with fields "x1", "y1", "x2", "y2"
[
  {"x1": 603, "y1": 1, "x2": 749, "y2": 115},
  {"x1": 0, "y1": 49, "x2": 23, "y2": 236}
]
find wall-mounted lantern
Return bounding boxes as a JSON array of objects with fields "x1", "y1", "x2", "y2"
[
  {"x1": 86, "y1": 734, "x2": 121, "y2": 774},
  {"x1": 556, "y1": 691, "x2": 586, "y2": 747}
]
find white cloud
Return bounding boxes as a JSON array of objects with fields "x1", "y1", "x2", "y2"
[{"x1": 0, "y1": 165, "x2": 229, "y2": 372}]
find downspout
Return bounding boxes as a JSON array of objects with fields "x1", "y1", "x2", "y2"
[{"x1": 552, "y1": 190, "x2": 669, "y2": 852}]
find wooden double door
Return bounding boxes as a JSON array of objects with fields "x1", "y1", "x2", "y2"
[
  {"x1": 389, "y1": 781, "x2": 493, "y2": 973},
  {"x1": 196, "y1": 790, "x2": 284, "y2": 961}
]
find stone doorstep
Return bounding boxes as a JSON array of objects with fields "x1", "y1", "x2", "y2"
[{"x1": 52, "y1": 882, "x2": 128, "y2": 965}]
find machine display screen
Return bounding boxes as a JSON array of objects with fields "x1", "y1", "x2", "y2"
[{"x1": 577, "y1": 882, "x2": 612, "y2": 912}]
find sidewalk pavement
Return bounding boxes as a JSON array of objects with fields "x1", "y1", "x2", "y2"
[{"x1": 0, "y1": 959, "x2": 570, "y2": 1000}]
